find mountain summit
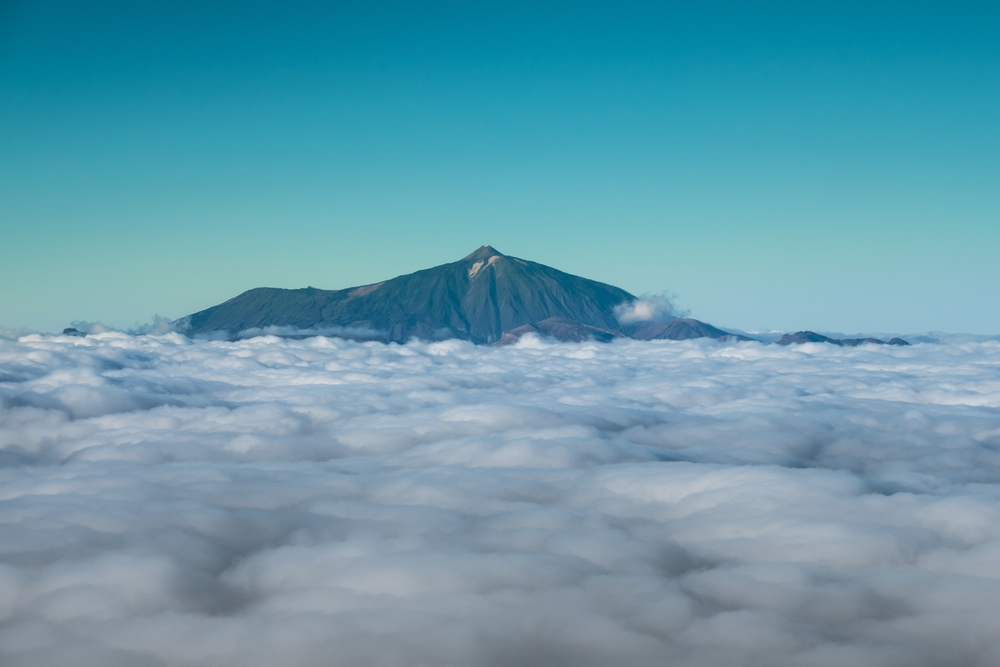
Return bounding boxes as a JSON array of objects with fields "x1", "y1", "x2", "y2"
[
  {"x1": 463, "y1": 244, "x2": 502, "y2": 261},
  {"x1": 175, "y1": 246, "x2": 732, "y2": 344}
]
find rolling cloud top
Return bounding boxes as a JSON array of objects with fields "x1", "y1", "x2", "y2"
[{"x1": 2, "y1": 332, "x2": 999, "y2": 665}]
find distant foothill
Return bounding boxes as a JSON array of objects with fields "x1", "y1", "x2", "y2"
[{"x1": 775, "y1": 331, "x2": 910, "y2": 347}]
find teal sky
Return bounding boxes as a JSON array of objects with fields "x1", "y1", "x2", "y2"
[{"x1": 2, "y1": 1, "x2": 998, "y2": 335}]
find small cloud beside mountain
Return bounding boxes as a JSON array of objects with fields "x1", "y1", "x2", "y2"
[{"x1": 613, "y1": 293, "x2": 686, "y2": 324}]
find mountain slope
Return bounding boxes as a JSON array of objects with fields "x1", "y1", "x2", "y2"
[
  {"x1": 496, "y1": 317, "x2": 624, "y2": 345},
  {"x1": 627, "y1": 319, "x2": 733, "y2": 341}
]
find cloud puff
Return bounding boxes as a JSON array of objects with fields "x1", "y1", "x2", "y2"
[
  {"x1": 614, "y1": 293, "x2": 684, "y2": 323},
  {"x1": 1, "y1": 332, "x2": 1000, "y2": 666},
  {"x1": 0, "y1": 326, "x2": 38, "y2": 341},
  {"x1": 64, "y1": 316, "x2": 180, "y2": 337}
]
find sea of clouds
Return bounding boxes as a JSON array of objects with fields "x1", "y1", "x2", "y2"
[{"x1": 2, "y1": 331, "x2": 1000, "y2": 666}]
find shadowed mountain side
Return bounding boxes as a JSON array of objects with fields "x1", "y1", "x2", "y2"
[
  {"x1": 177, "y1": 246, "x2": 644, "y2": 344},
  {"x1": 495, "y1": 317, "x2": 624, "y2": 345},
  {"x1": 627, "y1": 319, "x2": 733, "y2": 341},
  {"x1": 777, "y1": 331, "x2": 910, "y2": 346}
]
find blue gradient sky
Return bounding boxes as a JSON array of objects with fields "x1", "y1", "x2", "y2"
[{"x1": 2, "y1": 1, "x2": 998, "y2": 334}]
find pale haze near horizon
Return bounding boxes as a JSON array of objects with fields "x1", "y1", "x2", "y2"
[{"x1": 1, "y1": 2, "x2": 998, "y2": 335}]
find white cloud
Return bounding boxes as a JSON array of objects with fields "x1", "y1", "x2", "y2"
[
  {"x1": 1, "y1": 333, "x2": 1000, "y2": 665},
  {"x1": 613, "y1": 293, "x2": 683, "y2": 323},
  {"x1": 0, "y1": 327, "x2": 37, "y2": 341}
]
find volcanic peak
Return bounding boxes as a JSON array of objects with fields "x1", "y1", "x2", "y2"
[
  {"x1": 462, "y1": 245, "x2": 503, "y2": 262},
  {"x1": 175, "y1": 246, "x2": 737, "y2": 345}
]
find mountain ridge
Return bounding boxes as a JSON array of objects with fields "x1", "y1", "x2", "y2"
[
  {"x1": 173, "y1": 246, "x2": 910, "y2": 347},
  {"x1": 176, "y1": 246, "x2": 657, "y2": 344}
]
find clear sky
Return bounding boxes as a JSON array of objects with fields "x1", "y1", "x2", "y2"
[{"x1": 2, "y1": 1, "x2": 998, "y2": 335}]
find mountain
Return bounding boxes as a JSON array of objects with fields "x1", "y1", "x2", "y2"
[
  {"x1": 496, "y1": 317, "x2": 624, "y2": 345},
  {"x1": 626, "y1": 319, "x2": 734, "y2": 341},
  {"x1": 777, "y1": 331, "x2": 910, "y2": 346},
  {"x1": 175, "y1": 245, "x2": 734, "y2": 344},
  {"x1": 776, "y1": 331, "x2": 842, "y2": 346}
]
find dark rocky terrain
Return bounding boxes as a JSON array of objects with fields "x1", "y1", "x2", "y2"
[
  {"x1": 777, "y1": 331, "x2": 910, "y2": 347},
  {"x1": 496, "y1": 317, "x2": 624, "y2": 345},
  {"x1": 175, "y1": 246, "x2": 733, "y2": 344},
  {"x1": 626, "y1": 319, "x2": 735, "y2": 341}
]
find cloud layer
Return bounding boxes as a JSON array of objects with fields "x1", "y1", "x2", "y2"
[{"x1": 2, "y1": 332, "x2": 1000, "y2": 666}]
